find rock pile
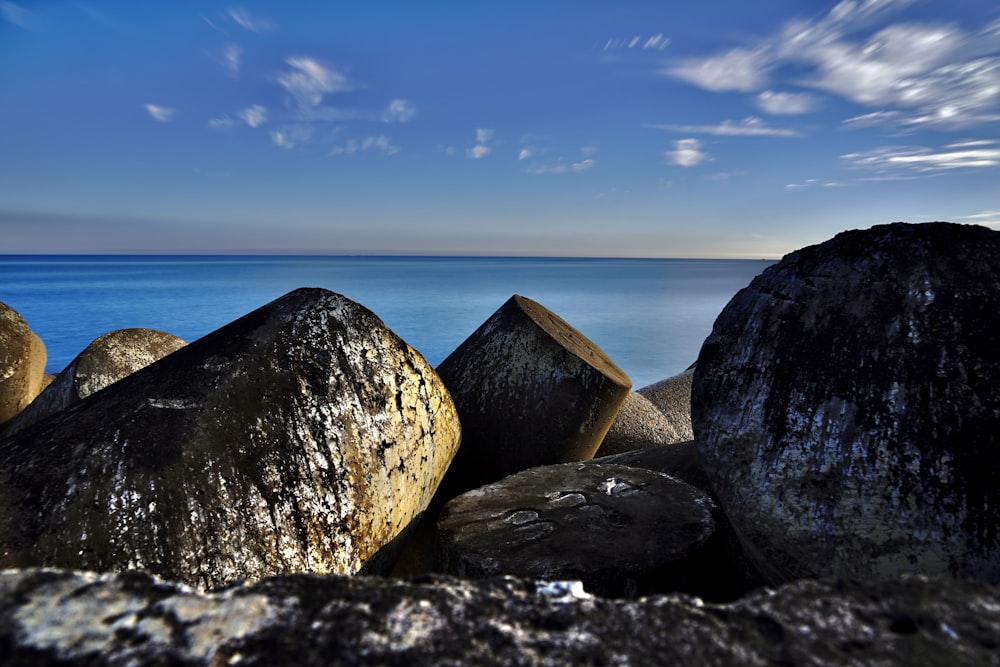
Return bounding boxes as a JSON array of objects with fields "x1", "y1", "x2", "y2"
[{"x1": 1, "y1": 221, "x2": 998, "y2": 663}]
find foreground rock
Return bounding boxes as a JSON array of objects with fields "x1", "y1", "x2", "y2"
[
  {"x1": 0, "y1": 301, "x2": 46, "y2": 430},
  {"x1": 1, "y1": 568, "x2": 997, "y2": 666},
  {"x1": 693, "y1": 222, "x2": 1000, "y2": 585},
  {"x1": 436, "y1": 295, "x2": 631, "y2": 496},
  {"x1": 0, "y1": 288, "x2": 460, "y2": 589},
  {"x1": 636, "y1": 366, "x2": 694, "y2": 441},
  {"x1": 437, "y1": 462, "x2": 716, "y2": 597},
  {"x1": 4, "y1": 328, "x2": 187, "y2": 436}
]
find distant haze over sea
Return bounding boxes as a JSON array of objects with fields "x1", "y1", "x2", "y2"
[{"x1": 1, "y1": 256, "x2": 774, "y2": 388}]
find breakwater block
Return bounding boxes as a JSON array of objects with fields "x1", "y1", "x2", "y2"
[
  {"x1": 435, "y1": 294, "x2": 631, "y2": 497},
  {"x1": 0, "y1": 301, "x2": 47, "y2": 430},
  {"x1": 693, "y1": 222, "x2": 1000, "y2": 585},
  {"x1": 0, "y1": 288, "x2": 460, "y2": 589}
]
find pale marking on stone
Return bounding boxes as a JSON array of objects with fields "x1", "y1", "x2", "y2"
[
  {"x1": 546, "y1": 492, "x2": 587, "y2": 508},
  {"x1": 507, "y1": 510, "x2": 540, "y2": 525},
  {"x1": 146, "y1": 398, "x2": 200, "y2": 409}
]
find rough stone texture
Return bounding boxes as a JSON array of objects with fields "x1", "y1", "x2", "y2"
[
  {"x1": 636, "y1": 367, "x2": 694, "y2": 442},
  {"x1": 435, "y1": 295, "x2": 631, "y2": 497},
  {"x1": 0, "y1": 301, "x2": 46, "y2": 431},
  {"x1": 1, "y1": 568, "x2": 998, "y2": 666},
  {"x1": 693, "y1": 222, "x2": 1000, "y2": 585},
  {"x1": 4, "y1": 328, "x2": 187, "y2": 436},
  {"x1": 437, "y1": 462, "x2": 716, "y2": 597},
  {"x1": 593, "y1": 440, "x2": 709, "y2": 491},
  {"x1": 594, "y1": 391, "x2": 683, "y2": 456},
  {"x1": 0, "y1": 288, "x2": 461, "y2": 590}
]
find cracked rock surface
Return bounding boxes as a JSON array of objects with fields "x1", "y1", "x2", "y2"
[
  {"x1": 1, "y1": 568, "x2": 997, "y2": 666},
  {"x1": 437, "y1": 462, "x2": 716, "y2": 597},
  {"x1": 693, "y1": 222, "x2": 1000, "y2": 585},
  {"x1": 0, "y1": 288, "x2": 460, "y2": 589}
]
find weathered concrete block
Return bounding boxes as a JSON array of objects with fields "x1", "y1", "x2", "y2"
[
  {"x1": 0, "y1": 301, "x2": 46, "y2": 430},
  {"x1": 436, "y1": 295, "x2": 631, "y2": 496},
  {"x1": 0, "y1": 288, "x2": 460, "y2": 589},
  {"x1": 693, "y1": 222, "x2": 1000, "y2": 585},
  {"x1": 636, "y1": 366, "x2": 694, "y2": 441},
  {"x1": 437, "y1": 462, "x2": 716, "y2": 596},
  {"x1": 595, "y1": 391, "x2": 683, "y2": 456},
  {"x1": 4, "y1": 328, "x2": 187, "y2": 435}
]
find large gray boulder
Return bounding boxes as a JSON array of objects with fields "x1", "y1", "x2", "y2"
[
  {"x1": 4, "y1": 327, "x2": 187, "y2": 436},
  {"x1": 693, "y1": 222, "x2": 1000, "y2": 585},
  {"x1": 1, "y1": 567, "x2": 998, "y2": 666},
  {"x1": 0, "y1": 288, "x2": 461, "y2": 589},
  {"x1": 0, "y1": 301, "x2": 46, "y2": 430},
  {"x1": 436, "y1": 295, "x2": 631, "y2": 496},
  {"x1": 437, "y1": 462, "x2": 716, "y2": 597}
]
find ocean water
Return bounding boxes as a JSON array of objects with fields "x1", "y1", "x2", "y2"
[{"x1": 0, "y1": 256, "x2": 774, "y2": 389}]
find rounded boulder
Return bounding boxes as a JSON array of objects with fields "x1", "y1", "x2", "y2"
[
  {"x1": 0, "y1": 301, "x2": 46, "y2": 431},
  {"x1": 693, "y1": 222, "x2": 1000, "y2": 584}
]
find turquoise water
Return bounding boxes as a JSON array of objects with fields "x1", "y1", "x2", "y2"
[{"x1": 0, "y1": 256, "x2": 774, "y2": 388}]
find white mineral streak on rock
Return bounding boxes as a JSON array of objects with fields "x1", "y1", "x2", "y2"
[{"x1": 11, "y1": 572, "x2": 280, "y2": 664}]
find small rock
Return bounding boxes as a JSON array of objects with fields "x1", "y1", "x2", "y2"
[
  {"x1": 0, "y1": 301, "x2": 46, "y2": 430},
  {"x1": 637, "y1": 366, "x2": 694, "y2": 441},
  {"x1": 435, "y1": 295, "x2": 631, "y2": 497},
  {"x1": 4, "y1": 328, "x2": 187, "y2": 435},
  {"x1": 437, "y1": 462, "x2": 716, "y2": 597},
  {"x1": 594, "y1": 391, "x2": 683, "y2": 456}
]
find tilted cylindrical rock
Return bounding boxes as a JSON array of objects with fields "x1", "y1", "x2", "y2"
[
  {"x1": 0, "y1": 288, "x2": 461, "y2": 589},
  {"x1": 693, "y1": 222, "x2": 1000, "y2": 585},
  {"x1": 0, "y1": 301, "x2": 46, "y2": 430},
  {"x1": 4, "y1": 328, "x2": 187, "y2": 436},
  {"x1": 436, "y1": 295, "x2": 631, "y2": 495}
]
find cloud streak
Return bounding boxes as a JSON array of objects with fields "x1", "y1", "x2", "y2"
[
  {"x1": 229, "y1": 8, "x2": 273, "y2": 32},
  {"x1": 843, "y1": 140, "x2": 1000, "y2": 172},
  {"x1": 278, "y1": 57, "x2": 351, "y2": 110},
  {"x1": 665, "y1": 0, "x2": 1000, "y2": 129},
  {"x1": 467, "y1": 128, "x2": 494, "y2": 159},
  {"x1": 331, "y1": 135, "x2": 400, "y2": 156},
  {"x1": 652, "y1": 117, "x2": 801, "y2": 137},
  {"x1": 144, "y1": 104, "x2": 175, "y2": 122},
  {"x1": 666, "y1": 139, "x2": 709, "y2": 167}
]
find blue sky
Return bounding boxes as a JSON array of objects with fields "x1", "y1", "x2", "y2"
[{"x1": 1, "y1": 0, "x2": 998, "y2": 257}]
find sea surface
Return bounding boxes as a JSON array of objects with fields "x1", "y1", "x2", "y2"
[{"x1": 0, "y1": 256, "x2": 775, "y2": 389}]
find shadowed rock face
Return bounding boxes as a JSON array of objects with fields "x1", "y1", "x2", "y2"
[
  {"x1": 693, "y1": 222, "x2": 1000, "y2": 585},
  {"x1": 436, "y1": 295, "x2": 631, "y2": 497},
  {"x1": 0, "y1": 301, "x2": 46, "y2": 430},
  {"x1": 594, "y1": 391, "x2": 683, "y2": 456},
  {"x1": 1, "y1": 568, "x2": 998, "y2": 666},
  {"x1": 437, "y1": 462, "x2": 716, "y2": 597},
  {"x1": 0, "y1": 288, "x2": 461, "y2": 589},
  {"x1": 4, "y1": 328, "x2": 187, "y2": 436}
]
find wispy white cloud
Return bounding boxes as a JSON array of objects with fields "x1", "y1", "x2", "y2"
[
  {"x1": 785, "y1": 178, "x2": 849, "y2": 190},
  {"x1": 757, "y1": 90, "x2": 816, "y2": 115},
  {"x1": 652, "y1": 117, "x2": 801, "y2": 137},
  {"x1": 144, "y1": 104, "x2": 175, "y2": 122},
  {"x1": 207, "y1": 115, "x2": 235, "y2": 130},
  {"x1": 0, "y1": 1, "x2": 35, "y2": 29},
  {"x1": 331, "y1": 135, "x2": 400, "y2": 156},
  {"x1": 605, "y1": 33, "x2": 670, "y2": 51},
  {"x1": 278, "y1": 57, "x2": 351, "y2": 110},
  {"x1": 518, "y1": 147, "x2": 535, "y2": 161},
  {"x1": 467, "y1": 128, "x2": 494, "y2": 159},
  {"x1": 843, "y1": 140, "x2": 1000, "y2": 172},
  {"x1": 223, "y1": 44, "x2": 241, "y2": 78},
  {"x1": 229, "y1": 7, "x2": 273, "y2": 32},
  {"x1": 958, "y1": 210, "x2": 1000, "y2": 228},
  {"x1": 382, "y1": 98, "x2": 416, "y2": 123},
  {"x1": 668, "y1": 47, "x2": 769, "y2": 92},
  {"x1": 666, "y1": 138, "x2": 709, "y2": 167},
  {"x1": 525, "y1": 157, "x2": 598, "y2": 175},
  {"x1": 238, "y1": 104, "x2": 267, "y2": 127},
  {"x1": 270, "y1": 125, "x2": 313, "y2": 149},
  {"x1": 665, "y1": 0, "x2": 1000, "y2": 129}
]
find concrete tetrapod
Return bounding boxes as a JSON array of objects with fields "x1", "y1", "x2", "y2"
[
  {"x1": 435, "y1": 294, "x2": 631, "y2": 498},
  {"x1": 0, "y1": 288, "x2": 461, "y2": 589}
]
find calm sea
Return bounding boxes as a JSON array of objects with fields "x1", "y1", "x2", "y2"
[{"x1": 0, "y1": 256, "x2": 774, "y2": 389}]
